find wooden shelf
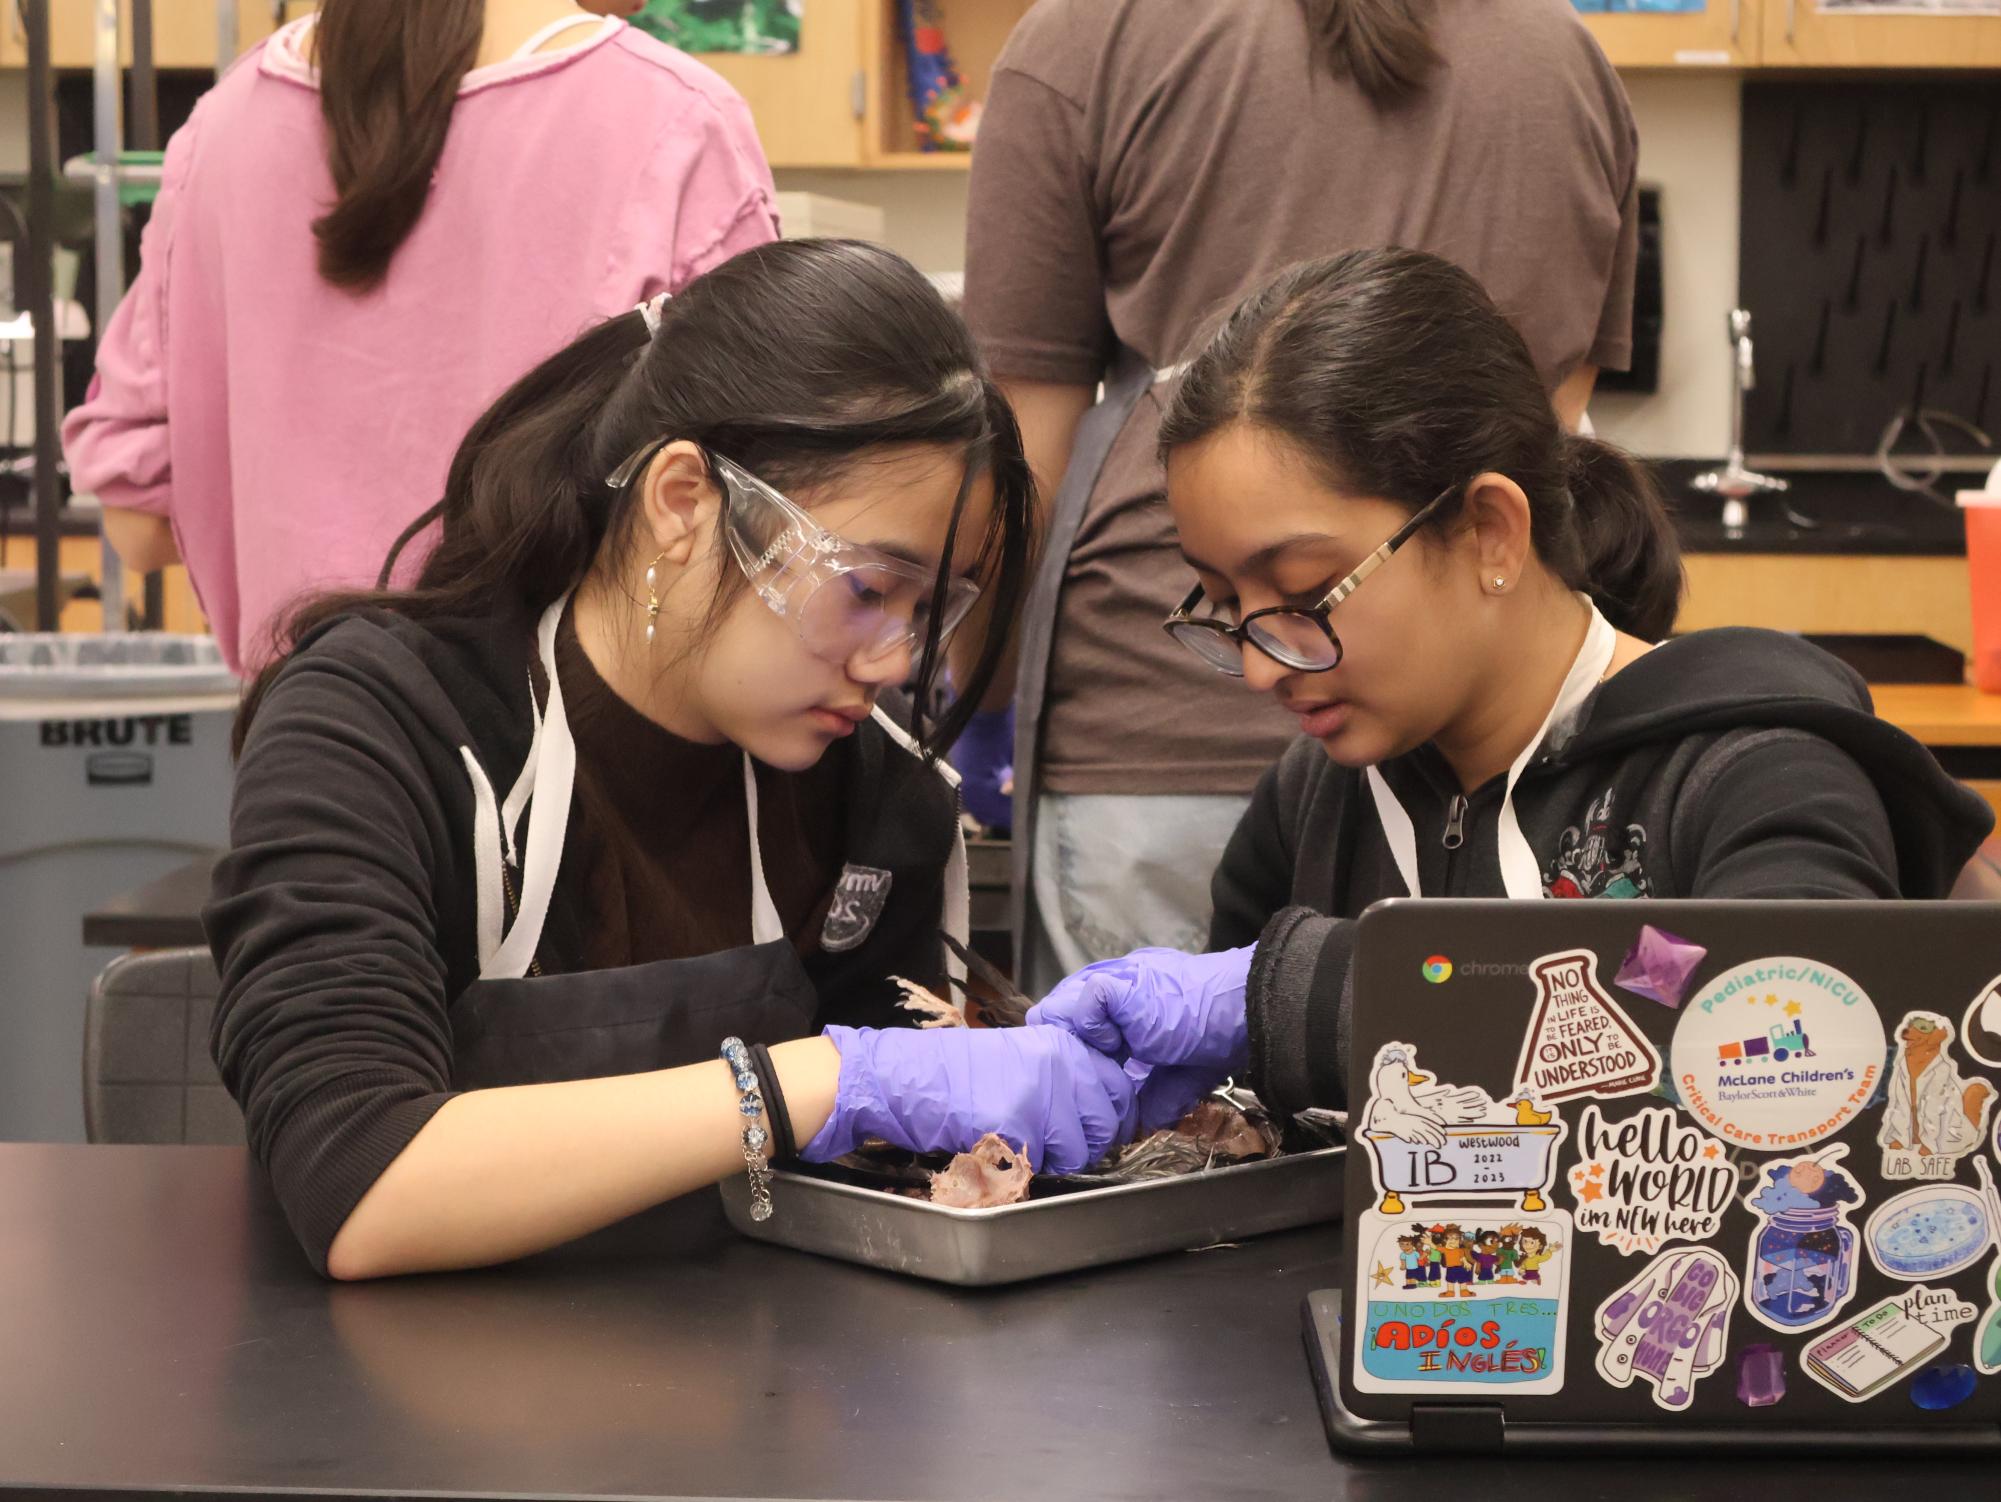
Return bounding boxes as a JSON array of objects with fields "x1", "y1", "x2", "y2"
[
  {"x1": 1870, "y1": 683, "x2": 2001, "y2": 749},
  {"x1": 863, "y1": 151, "x2": 974, "y2": 171}
]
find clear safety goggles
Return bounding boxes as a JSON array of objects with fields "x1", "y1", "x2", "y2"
[{"x1": 607, "y1": 441, "x2": 981, "y2": 666}]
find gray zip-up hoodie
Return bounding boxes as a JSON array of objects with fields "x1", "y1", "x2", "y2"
[{"x1": 1207, "y1": 628, "x2": 1995, "y2": 1117}]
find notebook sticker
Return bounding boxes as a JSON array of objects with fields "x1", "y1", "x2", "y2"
[
  {"x1": 1515, "y1": 950, "x2": 1662, "y2": 1104},
  {"x1": 1960, "y1": 973, "x2": 2001, "y2": 1069},
  {"x1": 1804, "y1": 1295, "x2": 1952, "y2": 1403},
  {"x1": 1976, "y1": 1252, "x2": 2001, "y2": 1376},
  {"x1": 1566, "y1": 1104, "x2": 1736, "y2": 1256},
  {"x1": 1668, "y1": 957, "x2": 1886, "y2": 1151},
  {"x1": 1865, "y1": 1167, "x2": 2000, "y2": 1283},
  {"x1": 1594, "y1": 1246, "x2": 1738, "y2": 1411},
  {"x1": 1742, "y1": 1146, "x2": 1863, "y2": 1335},
  {"x1": 1359, "y1": 1041, "x2": 1566, "y2": 1216},
  {"x1": 1878, "y1": 1011, "x2": 1995, "y2": 1181},
  {"x1": 1352, "y1": 1206, "x2": 1571, "y2": 1397}
]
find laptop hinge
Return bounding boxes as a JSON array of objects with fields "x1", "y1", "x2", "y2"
[{"x1": 1409, "y1": 1402, "x2": 1505, "y2": 1454}]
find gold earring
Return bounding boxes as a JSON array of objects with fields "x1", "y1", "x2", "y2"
[
  {"x1": 643, "y1": 553, "x2": 667, "y2": 644},
  {"x1": 1492, "y1": 576, "x2": 1507, "y2": 591}
]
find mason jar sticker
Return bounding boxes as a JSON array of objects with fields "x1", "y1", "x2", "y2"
[
  {"x1": 1669, "y1": 957, "x2": 1886, "y2": 1152},
  {"x1": 1514, "y1": 950, "x2": 1662, "y2": 1104}
]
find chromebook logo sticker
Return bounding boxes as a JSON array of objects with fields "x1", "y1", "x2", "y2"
[{"x1": 1422, "y1": 955, "x2": 1453, "y2": 985}]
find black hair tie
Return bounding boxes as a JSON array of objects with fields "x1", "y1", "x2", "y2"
[{"x1": 748, "y1": 1042, "x2": 797, "y2": 1162}]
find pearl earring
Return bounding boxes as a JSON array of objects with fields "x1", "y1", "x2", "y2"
[
  {"x1": 643, "y1": 553, "x2": 667, "y2": 644},
  {"x1": 1492, "y1": 576, "x2": 1507, "y2": 590}
]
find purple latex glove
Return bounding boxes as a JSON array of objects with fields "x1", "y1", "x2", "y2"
[
  {"x1": 803, "y1": 1024, "x2": 1139, "y2": 1174},
  {"x1": 1027, "y1": 946, "x2": 1253, "y2": 1077},
  {"x1": 1122, "y1": 1060, "x2": 1224, "y2": 1137}
]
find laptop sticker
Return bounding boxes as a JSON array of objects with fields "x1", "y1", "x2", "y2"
[
  {"x1": 1742, "y1": 1146, "x2": 1863, "y2": 1334},
  {"x1": 1566, "y1": 1104, "x2": 1736, "y2": 1256},
  {"x1": 1878, "y1": 1011, "x2": 1995, "y2": 1182},
  {"x1": 1594, "y1": 1246, "x2": 1738, "y2": 1411},
  {"x1": 1515, "y1": 950, "x2": 1661, "y2": 1104},
  {"x1": 1359, "y1": 1041, "x2": 1566, "y2": 1216},
  {"x1": 1668, "y1": 957, "x2": 1886, "y2": 1152},
  {"x1": 1866, "y1": 1163, "x2": 2001, "y2": 1283},
  {"x1": 1804, "y1": 1295, "x2": 1952, "y2": 1403},
  {"x1": 1960, "y1": 972, "x2": 2001, "y2": 1069},
  {"x1": 1736, "y1": 1342, "x2": 1787, "y2": 1407},
  {"x1": 1976, "y1": 1251, "x2": 2001, "y2": 1376},
  {"x1": 1352, "y1": 1206, "x2": 1571, "y2": 1397},
  {"x1": 1612, "y1": 924, "x2": 1708, "y2": 1011}
]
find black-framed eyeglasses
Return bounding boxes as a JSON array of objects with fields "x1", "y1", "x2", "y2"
[{"x1": 1162, "y1": 484, "x2": 1458, "y2": 676}]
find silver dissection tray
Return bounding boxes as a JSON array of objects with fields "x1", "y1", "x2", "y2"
[{"x1": 718, "y1": 1147, "x2": 1345, "y2": 1287}]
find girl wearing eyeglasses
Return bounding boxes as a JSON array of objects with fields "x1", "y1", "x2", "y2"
[
  {"x1": 1030, "y1": 248, "x2": 1993, "y2": 1133},
  {"x1": 208, "y1": 241, "x2": 1137, "y2": 1279}
]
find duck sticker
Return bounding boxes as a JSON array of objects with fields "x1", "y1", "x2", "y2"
[
  {"x1": 1360, "y1": 1041, "x2": 1566, "y2": 1216},
  {"x1": 1879, "y1": 1011, "x2": 1994, "y2": 1181},
  {"x1": 1741, "y1": 1146, "x2": 1863, "y2": 1334},
  {"x1": 1353, "y1": 1205, "x2": 1573, "y2": 1396},
  {"x1": 1595, "y1": 1246, "x2": 1738, "y2": 1411}
]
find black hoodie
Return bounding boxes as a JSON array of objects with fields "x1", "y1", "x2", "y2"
[
  {"x1": 205, "y1": 608, "x2": 960, "y2": 1271},
  {"x1": 1208, "y1": 628, "x2": 1995, "y2": 1119}
]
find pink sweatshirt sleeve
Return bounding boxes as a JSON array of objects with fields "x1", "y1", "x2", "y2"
[
  {"x1": 61, "y1": 111, "x2": 201, "y2": 518},
  {"x1": 599, "y1": 72, "x2": 779, "y2": 313}
]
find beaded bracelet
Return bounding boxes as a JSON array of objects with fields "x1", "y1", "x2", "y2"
[{"x1": 720, "y1": 1036, "x2": 774, "y2": 1222}]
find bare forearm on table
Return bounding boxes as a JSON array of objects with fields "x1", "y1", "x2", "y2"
[
  {"x1": 103, "y1": 508, "x2": 180, "y2": 573},
  {"x1": 325, "y1": 1035, "x2": 842, "y2": 1281}
]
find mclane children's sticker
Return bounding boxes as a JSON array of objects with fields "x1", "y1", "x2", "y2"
[
  {"x1": 1358, "y1": 1042, "x2": 1566, "y2": 1216},
  {"x1": 1960, "y1": 973, "x2": 2001, "y2": 1068},
  {"x1": 1878, "y1": 1011, "x2": 1996, "y2": 1181},
  {"x1": 1594, "y1": 1246, "x2": 1738, "y2": 1411},
  {"x1": 1804, "y1": 1296, "x2": 1950, "y2": 1403},
  {"x1": 1515, "y1": 950, "x2": 1662, "y2": 1104},
  {"x1": 1668, "y1": 957, "x2": 1886, "y2": 1152},
  {"x1": 1352, "y1": 1206, "x2": 1571, "y2": 1396},
  {"x1": 1566, "y1": 1104, "x2": 1736, "y2": 1256},
  {"x1": 1741, "y1": 1146, "x2": 1864, "y2": 1335}
]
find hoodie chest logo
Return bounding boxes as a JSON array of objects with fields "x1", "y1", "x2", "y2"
[
  {"x1": 822, "y1": 863, "x2": 894, "y2": 952},
  {"x1": 1545, "y1": 788, "x2": 1652, "y2": 900}
]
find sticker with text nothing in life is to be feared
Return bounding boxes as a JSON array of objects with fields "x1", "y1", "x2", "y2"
[
  {"x1": 1515, "y1": 950, "x2": 1662, "y2": 1105},
  {"x1": 1741, "y1": 1145, "x2": 1864, "y2": 1335},
  {"x1": 1595, "y1": 1246, "x2": 1738, "y2": 1412},
  {"x1": 1878, "y1": 1010, "x2": 1996, "y2": 1182},
  {"x1": 1668, "y1": 957, "x2": 1886, "y2": 1153},
  {"x1": 1358, "y1": 1041, "x2": 1567, "y2": 1217},
  {"x1": 1567, "y1": 1104, "x2": 1736, "y2": 1256},
  {"x1": 1352, "y1": 1206, "x2": 1572, "y2": 1397}
]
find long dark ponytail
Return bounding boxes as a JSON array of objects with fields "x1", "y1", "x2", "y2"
[
  {"x1": 240, "y1": 239, "x2": 1035, "y2": 755},
  {"x1": 1296, "y1": 0, "x2": 1440, "y2": 105},
  {"x1": 311, "y1": 0, "x2": 483, "y2": 291},
  {"x1": 1159, "y1": 248, "x2": 1683, "y2": 639}
]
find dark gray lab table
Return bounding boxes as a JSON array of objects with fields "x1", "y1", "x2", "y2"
[
  {"x1": 0, "y1": 1144, "x2": 1988, "y2": 1501},
  {"x1": 81, "y1": 852, "x2": 215, "y2": 949}
]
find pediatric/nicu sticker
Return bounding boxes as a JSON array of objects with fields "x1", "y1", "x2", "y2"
[
  {"x1": 1741, "y1": 1146, "x2": 1863, "y2": 1334},
  {"x1": 1566, "y1": 1104, "x2": 1736, "y2": 1256},
  {"x1": 1514, "y1": 950, "x2": 1663, "y2": 1104},
  {"x1": 1359, "y1": 1041, "x2": 1566, "y2": 1216},
  {"x1": 1352, "y1": 1207, "x2": 1571, "y2": 1396},
  {"x1": 1804, "y1": 1296, "x2": 1951, "y2": 1403},
  {"x1": 1595, "y1": 1246, "x2": 1738, "y2": 1411},
  {"x1": 1878, "y1": 1010, "x2": 1995, "y2": 1181},
  {"x1": 1668, "y1": 956, "x2": 1886, "y2": 1152}
]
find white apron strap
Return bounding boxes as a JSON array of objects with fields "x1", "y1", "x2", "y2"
[
  {"x1": 870, "y1": 705, "x2": 968, "y2": 986},
  {"x1": 741, "y1": 753, "x2": 786, "y2": 947},
  {"x1": 1365, "y1": 599, "x2": 1618, "y2": 901}
]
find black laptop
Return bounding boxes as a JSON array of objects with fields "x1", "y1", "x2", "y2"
[{"x1": 1304, "y1": 899, "x2": 2001, "y2": 1454}]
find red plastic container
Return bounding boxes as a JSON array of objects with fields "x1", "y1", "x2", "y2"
[{"x1": 1962, "y1": 490, "x2": 2001, "y2": 693}]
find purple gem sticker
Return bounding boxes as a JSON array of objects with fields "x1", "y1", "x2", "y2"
[
  {"x1": 1737, "y1": 1343, "x2": 1786, "y2": 1408},
  {"x1": 1614, "y1": 925, "x2": 1707, "y2": 1010}
]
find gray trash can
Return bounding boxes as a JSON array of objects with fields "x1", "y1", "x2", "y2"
[{"x1": 0, "y1": 634, "x2": 238, "y2": 1142}]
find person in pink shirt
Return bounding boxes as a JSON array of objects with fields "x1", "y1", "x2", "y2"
[{"x1": 63, "y1": 0, "x2": 779, "y2": 674}]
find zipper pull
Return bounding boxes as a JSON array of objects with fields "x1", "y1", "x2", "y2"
[{"x1": 1443, "y1": 794, "x2": 1468, "y2": 851}]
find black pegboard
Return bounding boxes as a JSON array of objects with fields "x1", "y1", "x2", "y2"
[{"x1": 1739, "y1": 81, "x2": 1998, "y2": 457}]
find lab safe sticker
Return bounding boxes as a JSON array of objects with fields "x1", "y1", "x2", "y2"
[
  {"x1": 1358, "y1": 1041, "x2": 1566, "y2": 1216},
  {"x1": 1960, "y1": 973, "x2": 2001, "y2": 1069},
  {"x1": 1878, "y1": 1011, "x2": 1995, "y2": 1181},
  {"x1": 1741, "y1": 1146, "x2": 1864, "y2": 1334},
  {"x1": 1668, "y1": 956, "x2": 1886, "y2": 1152},
  {"x1": 1514, "y1": 950, "x2": 1661, "y2": 1104},
  {"x1": 1352, "y1": 1206, "x2": 1571, "y2": 1397},
  {"x1": 1566, "y1": 1104, "x2": 1736, "y2": 1256},
  {"x1": 1865, "y1": 1163, "x2": 2001, "y2": 1283},
  {"x1": 1804, "y1": 1295, "x2": 1952, "y2": 1403},
  {"x1": 1594, "y1": 1246, "x2": 1738, "y2": 1412}
]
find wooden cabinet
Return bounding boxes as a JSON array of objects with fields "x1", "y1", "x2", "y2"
[
  {"x1": 1581, "y1": 2, "x2": 1758, "y2": 69},
  {"x1": 39, "y1": 1, "x2": 287, "y2": 71},
  {"x1": 862, "y1": 0, "x2": 1031, "y2": 166},
  {"x1": 701, "y1": 0, "x2": 870, "y2": 168},
  {"x1": 1761, "y1": 1, "x2": 2001, "y2": 67}
]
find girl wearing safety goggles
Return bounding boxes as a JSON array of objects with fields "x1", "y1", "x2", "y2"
[{"x1": 209, "y1": 241, "x2": 1142, "y2": 1279}]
